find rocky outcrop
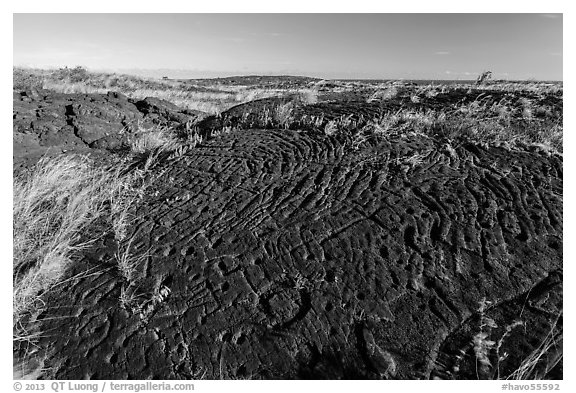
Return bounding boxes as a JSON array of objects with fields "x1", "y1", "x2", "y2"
[{"x1": 13, "y1": 89, "x2": 206, "y2": 171}]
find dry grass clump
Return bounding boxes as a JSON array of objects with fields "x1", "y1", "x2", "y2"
[
  {"x1": 475, "y1": 82, "x2": 563, "y2": 95},
  {"x1": 369, "y1": 110, "x2": 439, "y2": 136},
  {"x1": 438, "y1": 97, "x2": 562, "y2": 152},
  {"x1": 107, "y1": 165, "x2": 150, "y2": 243},
  {"x1": 508, "y1": 313, "x2": 563, "y2": 380},
  {"x1": 114, "y1": 236, "x2": 148, "y2": 286},
  {"x1": 127, "y1": 124, "x2": 182, "y2": 155},
  {"x1": 323, "y1": 120, "x2": 340, "y2": 136},
  {"x1": 13, "y1": 349, "x2": 53, "y2": 380},
  {"x1": 465, "y1": 298, "x2": 563, "y2": 380},
  {"x1": 114, "y1": 236, "x2": 150, "y2": 311},
  {"x1": 13, "y1": 155, "x2": 119, "y2": 327},
  {"x1": 274, "y1": 102, "x2": 295, "y2": 129},
  {"x1": 13, "y1": 148, "x2": 168, "y2": 378},
  {"x1": 472, "y1": 298, "x2": 499, "y2": 379},
  {"x1": 297, "y1": 88, "x2": 319, "y2": 105},
  {"x1": 438, "y1": 298, "x2": 562, "y2": 380},
  {"x1": 367, "y1": 86, "x2": 399, "y2": 103},
  {"x1": 13, "y1": 145, "x2": 166, "y2": 338},
  {"x1": 122, "y1": 122, "x2": 203, "y2": 174}
]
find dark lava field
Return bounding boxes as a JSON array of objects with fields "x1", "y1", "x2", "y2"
[{"x1": 13, "y1": 84, "x2": 562, "y2": 380}]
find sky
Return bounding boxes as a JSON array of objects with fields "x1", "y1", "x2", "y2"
[{"x1": 13, "y1": 13, "x2": 563, "y2": 81}]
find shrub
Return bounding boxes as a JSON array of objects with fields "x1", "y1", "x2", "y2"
[{"x1": 54, "y1": 66, "x2": 90, "y2": 83}]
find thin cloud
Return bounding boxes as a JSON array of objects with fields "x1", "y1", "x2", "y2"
[
  {"x1": 435, "y1": 51, "x2": 451, "y2": 55},
  {"x1": 540, "y1": 14, "x2": 561, "y2": 19},
  {"x1": 222, "y1": 37, "x2": 246, "y2": 43},
  {"x1": 248, "y1": 32, "x2": 286, "y2": 38}
]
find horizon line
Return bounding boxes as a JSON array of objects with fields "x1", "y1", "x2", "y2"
[{"x1": 13, "y1": 64, "x2": 563, "y2": 83}]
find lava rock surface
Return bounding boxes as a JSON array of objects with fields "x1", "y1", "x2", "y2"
[
  {"x1": 13, "y1": 89, "x2": 206, "y2": 171},
  {"x1": 33, "y1": 127, "x2": 562, "y2": 379}
]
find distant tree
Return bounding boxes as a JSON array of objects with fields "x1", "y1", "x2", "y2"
[
  {"x1": 476, "y1": 71, "x2": 493, "y2": 85},
  {"x1": 69, "y1": 66, "x2": 89, "y2": 83}
]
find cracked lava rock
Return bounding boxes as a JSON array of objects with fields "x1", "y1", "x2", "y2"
[{"x1": 24, "y1": 126, "x2": 562, "y2": 379}]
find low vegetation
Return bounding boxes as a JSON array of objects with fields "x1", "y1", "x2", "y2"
[
  {"x1": 13, "y1": 155, "x2": 116, "y2": 328},
  {"x1": 14, "y1": 67, "x2": 561, "y2": 154},
  {"x1": 203, "y1": 87, "x2": 562, "y2": 154},
  {"x1": 508, "y1": 313, "x2": 562, "y2": 380},
  {"x1": 469, "y1": 299, "x2": 562, "y2": 380},
  {"x1": 127, "y1": 124, "x2": 183, "y2": 155},
  {"x1": 13, "y1": 66, "x2": 319, "y2": 114}
]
